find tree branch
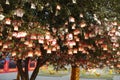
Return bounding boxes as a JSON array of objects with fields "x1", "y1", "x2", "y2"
[
  {"x1": 16, "y1": 59, "x2": 25, "y2": 80},
  {"x1": 24, "y1": 57, "x2": 30, "y2": 80},
  {"x1": 30, "y1": 57, "x2": 49, "y2": 80}
]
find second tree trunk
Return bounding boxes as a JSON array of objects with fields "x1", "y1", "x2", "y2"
[{"x1": 70, "y1": 65, "x2": 80, "y2": 80}]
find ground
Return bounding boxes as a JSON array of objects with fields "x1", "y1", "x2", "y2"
[{"x1": 0, "y1": 71, "x2": 119, "y2": 80}]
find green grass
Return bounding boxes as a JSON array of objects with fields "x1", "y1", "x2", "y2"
[
  {"x1": 80, "y1": 74, "x2": 115, "y2": 80},
  {"x1": 38, "y1": 66, "x2": 120, "y2": 79},
  {"x1": 38, "y1": 70, "x2": 70, "y2": 77}
]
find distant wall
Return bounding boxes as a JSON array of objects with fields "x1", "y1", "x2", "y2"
[{"x1": 0, "y1": 59, "x2": 36, "y2": 73}]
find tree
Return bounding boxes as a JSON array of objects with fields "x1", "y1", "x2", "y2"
[{"x1": 0, "y1": 0, "x2": 120, "y2": 80}]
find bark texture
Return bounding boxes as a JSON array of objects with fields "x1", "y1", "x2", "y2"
[
  {"x1": 16, "y1": 57, "x2": 49, "y2": 80},
  {"x1": 70, "y1": 65, "x2": 80, "y2": 80}
]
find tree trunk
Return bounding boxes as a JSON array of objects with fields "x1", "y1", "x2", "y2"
[
  {"x1": 16, "y1": 71, "x2": 20, "y2": 80},
  {"x1": 16, "y1": 59, "x2": 25, "y2": 80},
  {"x1": 24, "y1": 58, "x2": 30, "y2": 80},
  {"x1": 30, "y1": 62, "x2": 40, "y2": 80},
  {"x1": 70, "y1": 65, "x2": 80, "y2": 80},
  {"x1": 30, "y1": 57, "x2": 48, "y2": 80},
  {"x1": 16, "y1": 54, "x2": 49, "y2": 80}
]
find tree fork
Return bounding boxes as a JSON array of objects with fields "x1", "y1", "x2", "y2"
[
  {"x1": 30, "y1": 57, "x2": 48, "y2": 80},
  {"x1": 16, "y1": 59, "x2": 25, "y2": 80}
]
